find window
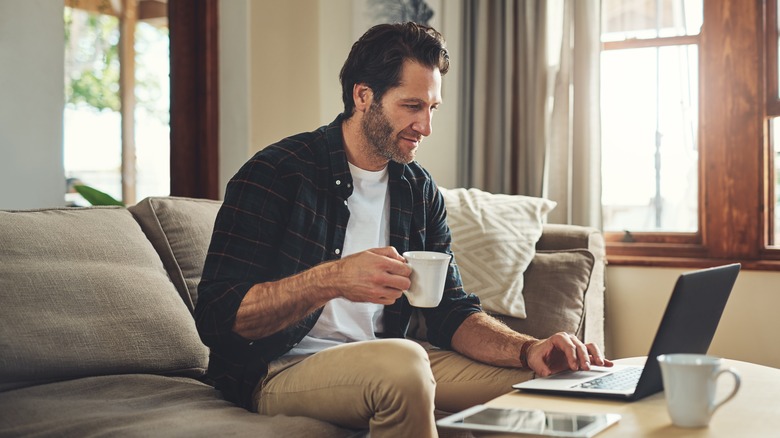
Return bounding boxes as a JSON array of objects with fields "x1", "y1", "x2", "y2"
[
  {"x1": 64, "y1": 0, "x2": 169, "y2": 206},
  {"x1": 600, "y1": 0, "x2": 780, "y2": 269},
  {"x1": 601, "y1": 0, "x2": 701, "y2": 233}
]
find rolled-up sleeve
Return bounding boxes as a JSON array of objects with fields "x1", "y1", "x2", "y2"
[
  {"x1": 195, "y1": 153, "x2": 292, "y2": 350},
  {"x1": 419, "y1": 180, "x2": 482, "y2": 349}
]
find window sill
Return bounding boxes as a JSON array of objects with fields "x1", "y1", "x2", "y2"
[{"x1": 606, "y1": 252, "x2": 780, "y2": 271}]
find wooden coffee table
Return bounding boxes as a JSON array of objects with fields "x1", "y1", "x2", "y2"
[{"x1": 483, "y1": 357, "x2": 780, "y2": 437}]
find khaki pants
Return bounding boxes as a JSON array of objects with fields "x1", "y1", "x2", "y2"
[{"x1": 254, "y1": 339, "x2": 534, "y2": 438}]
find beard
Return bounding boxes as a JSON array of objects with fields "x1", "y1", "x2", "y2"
[{"x1": 360, "y1": 101, "x2": 416, "y2": 164}]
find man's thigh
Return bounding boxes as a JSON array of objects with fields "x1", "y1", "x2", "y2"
[
  {"x1": 428, "y1": 348, "x2": 534, "y2": 413},
  {"x1": 256, "y1": 339, "x2": 436, "y2": 430}
]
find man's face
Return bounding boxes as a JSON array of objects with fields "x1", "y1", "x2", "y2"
[{"x1": 360, "y1": 61, "x2": 442, "y2": 165}]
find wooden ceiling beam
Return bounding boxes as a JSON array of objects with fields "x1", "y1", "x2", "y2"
[
  {"x1": 64, "y1": 0, "x2": 167, "y2": 21},
  {"x1": 64, "y1": 0, "x2": 118, "y2": 16},
  {"x1": 139, "y1": 0, "x2": 166, "y2": 20}
]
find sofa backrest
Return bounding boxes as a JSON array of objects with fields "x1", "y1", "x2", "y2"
[
  {"x1": 0, "y1": 207, "x2": 209, "y2": 393},
  {"x1": 127, "y1": 194, "x2": 605, "y2": 350},
  {"x1": 129, "y1": 196, "x2": 222, "y2": 312}
]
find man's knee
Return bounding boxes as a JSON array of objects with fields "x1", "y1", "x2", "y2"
[{"x1": 370, "y1": 339, "x2": 435, "y2": 397}]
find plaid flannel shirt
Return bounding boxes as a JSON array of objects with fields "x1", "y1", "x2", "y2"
[{"x1": 195, "y1": 114, "x2": 481, "y2": 409}]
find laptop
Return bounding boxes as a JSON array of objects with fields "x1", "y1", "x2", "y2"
[{"x1": 512, "y1": 263, "x2": 741, "y2": 401}]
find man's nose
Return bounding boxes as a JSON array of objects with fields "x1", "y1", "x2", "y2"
[{"x1": 412, "y1": 111, "x2": 433, "y2": 137}]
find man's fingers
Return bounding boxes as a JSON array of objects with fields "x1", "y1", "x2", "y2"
[
  {"x1": 374, "y1": 288, "x2": 403, "y2": 305},
  {"x1": 534, "y1": 365, "x2": 554, "y2": 378},
  {"x1": 388, "y1": 259, "x2": 413, "y2": 277},
  {"x1": 381, "y1": 272, "x2": 411, "y2": 293},
  {"x1": 586, "y1": 343, "x2": 614, "y2": 367},
  {"x1": 549, "y1": 333, "x2": 580, "y2": 371},
  {"x1": 367, "y1": 247, "x2": 413, "y2": 277},
  {"x1": 589, "y1": 355, "x2": 614, "y2": 367},
  {"x1": 528, "y1": 334, "x2": 614, "y2": 376},
  {"x1": 567, "y1": 333, "x2": 590, "y2": 371},
  {"x1": 549, "y1": 332, "x2": 593, "y2": 371},
  {"x1": 368, "y1": 246, "x2": 405, "y2": 262},
  {"x1": 574, "y1": 338, "x2": 591, "y2": 370}
]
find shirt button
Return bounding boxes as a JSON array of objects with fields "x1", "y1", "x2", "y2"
[
  {"x1": 335, "y1": 179, "x2": 341, "y2": 186},
  {"x1": 335, "y1": 248, "x2": 341, "y2": 255},
  {"x1": 343, "y1": 200, "x2": 348, "y2": 206},
  {"x1": 248, "y1": 341, "x2": 255, "y2": 346},
  {"x1": 347, "y1": 183, "x2": 352, "y2": 188}
]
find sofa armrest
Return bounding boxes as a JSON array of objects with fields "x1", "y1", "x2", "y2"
[
  {"x1": 491, "y1": 224, "x2": 606, "y2": 354},
  {"x1": 537, "y1": 224, "x2": 605, "y2": 254},
  {"x1": 539, "y1": 224, "x2": 606, "y2": 352}
]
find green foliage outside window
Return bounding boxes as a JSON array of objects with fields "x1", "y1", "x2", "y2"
[
  {"x1": 64, "y1": 7, "x2": 165, "y2": 121},
  {"x1": 65, "y1": 8, "x2": 120, "y2": 112}
]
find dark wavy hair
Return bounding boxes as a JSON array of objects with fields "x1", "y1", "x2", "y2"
[{"x1": 339, "y1": 22, "x2": 449, "y2": 117}]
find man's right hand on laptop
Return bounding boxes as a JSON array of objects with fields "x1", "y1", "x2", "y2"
[{"x1": 527, "y1": 332, "x2": 613, "y2": 377}]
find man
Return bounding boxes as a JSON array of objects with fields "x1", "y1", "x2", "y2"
[{"x1": 196, "y1": 22, "x2": 611, "y2": 437}]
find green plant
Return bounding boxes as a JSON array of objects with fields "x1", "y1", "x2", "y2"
[{"x1": 73, "y1": 184, "x2": 125, "y2": 206}]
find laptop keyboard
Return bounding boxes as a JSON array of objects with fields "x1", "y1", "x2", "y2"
[{"x1": 577, "y1": 367, "x2": 643, "y2": 391}]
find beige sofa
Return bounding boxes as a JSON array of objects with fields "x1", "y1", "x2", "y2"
[{"x1": 0, "y1": 195, "x2": 605, "y2": 437}]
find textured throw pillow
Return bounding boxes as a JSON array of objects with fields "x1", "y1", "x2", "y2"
[
  {"x1": 129, "y1": 196, "x2": 222, "y2": 312},
  {"x1": 0, "y1": 207, "x2": 209, "y2": 392},
  {"x1": 497, "y1": 249, "x2": 595, "y2": 340},
  {"x1": 440, "y1": 187, "x2": 556, "y2": 318}
]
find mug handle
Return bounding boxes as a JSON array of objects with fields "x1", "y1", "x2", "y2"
[{"x1": 711, "y1": 367, "x2": 741, "y2": 415}]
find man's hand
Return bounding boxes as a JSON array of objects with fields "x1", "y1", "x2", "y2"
[
  {"x1": 526, "y1": 332, "x2": 613, "y2": 377},
  {"x1": 335, "y1": 247, "x2": 412, "y2": 305}
]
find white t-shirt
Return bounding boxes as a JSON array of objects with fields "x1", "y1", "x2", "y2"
[{"x1": 286, "y1": 163, "x2": 390, "y2": 355}]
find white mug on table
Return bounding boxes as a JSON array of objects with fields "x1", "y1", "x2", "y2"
[{"x1": 657, "y1": 354, "x2": 741, "y2": 428}]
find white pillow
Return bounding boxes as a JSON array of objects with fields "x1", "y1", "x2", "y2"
[{"x1": 439, "y1": 187, "x2": 556, "y2": 319}]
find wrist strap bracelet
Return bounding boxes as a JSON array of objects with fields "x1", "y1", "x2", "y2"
[{"x1": 518, "y1": 339, "x2": 536, "y2": 369}]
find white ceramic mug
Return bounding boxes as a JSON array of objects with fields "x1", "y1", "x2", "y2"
[
  {"x1": 402, "y1": 251, "x2": 451, "y2": 308},
  {"x1": 657, "y1": 354, "x2": 741, "y2": 428}
]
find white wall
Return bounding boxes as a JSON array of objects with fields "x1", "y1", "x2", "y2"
[
  {"x1": 218, "y1": 0, "x2": 251, "y2": 199},
  {"x1": 317, "y1": 0, "x2": 352, "y2": 125},
  {"x1": 0, "y1": 0, "x2": 65, "y2": 209},
  {"x1": 250, "y1": 1, "x2": 323, "y2": 154},
  {"x1": 419, "y1": 0, "x2": 460, "y2": 189}
]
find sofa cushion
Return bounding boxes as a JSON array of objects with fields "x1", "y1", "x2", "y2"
[
  {"x1": 440, "y1": 187, "x2": 556, "y2": 319},
  {"x1": 0, "y1": 207, "x2": 209, "y2": 392},
  {"x1": 496, "y1": 249, "x2": 595, "y2": 340},
  {"x1": 129, "y1": 196, "x2": 222, "y2": 312},
  {"x1": 0, "y1": 374, "x2": 352, "y2": 437}
]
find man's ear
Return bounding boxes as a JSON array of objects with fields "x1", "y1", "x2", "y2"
[{"x1": 352, "y1": 84, "x2": 373, "y2": 112}]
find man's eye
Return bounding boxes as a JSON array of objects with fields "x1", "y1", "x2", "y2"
[{"x1": 405, "y1": 104, "x2": 420, "y2": 110}]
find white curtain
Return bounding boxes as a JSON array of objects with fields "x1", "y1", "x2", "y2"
[{"x1": 457, "y1": 0, "x2": 602, "y2": 228}]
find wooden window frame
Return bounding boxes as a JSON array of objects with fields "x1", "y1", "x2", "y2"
[
  {"x1": 765, "y1": 0, "x2": 780, "y2": 251},
  {"x1": 603, "y1": 0, "x2": 780, "y2": 271},
  {"x1": 168, "y1": 0, "x2": 220, "y2": 200}
]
